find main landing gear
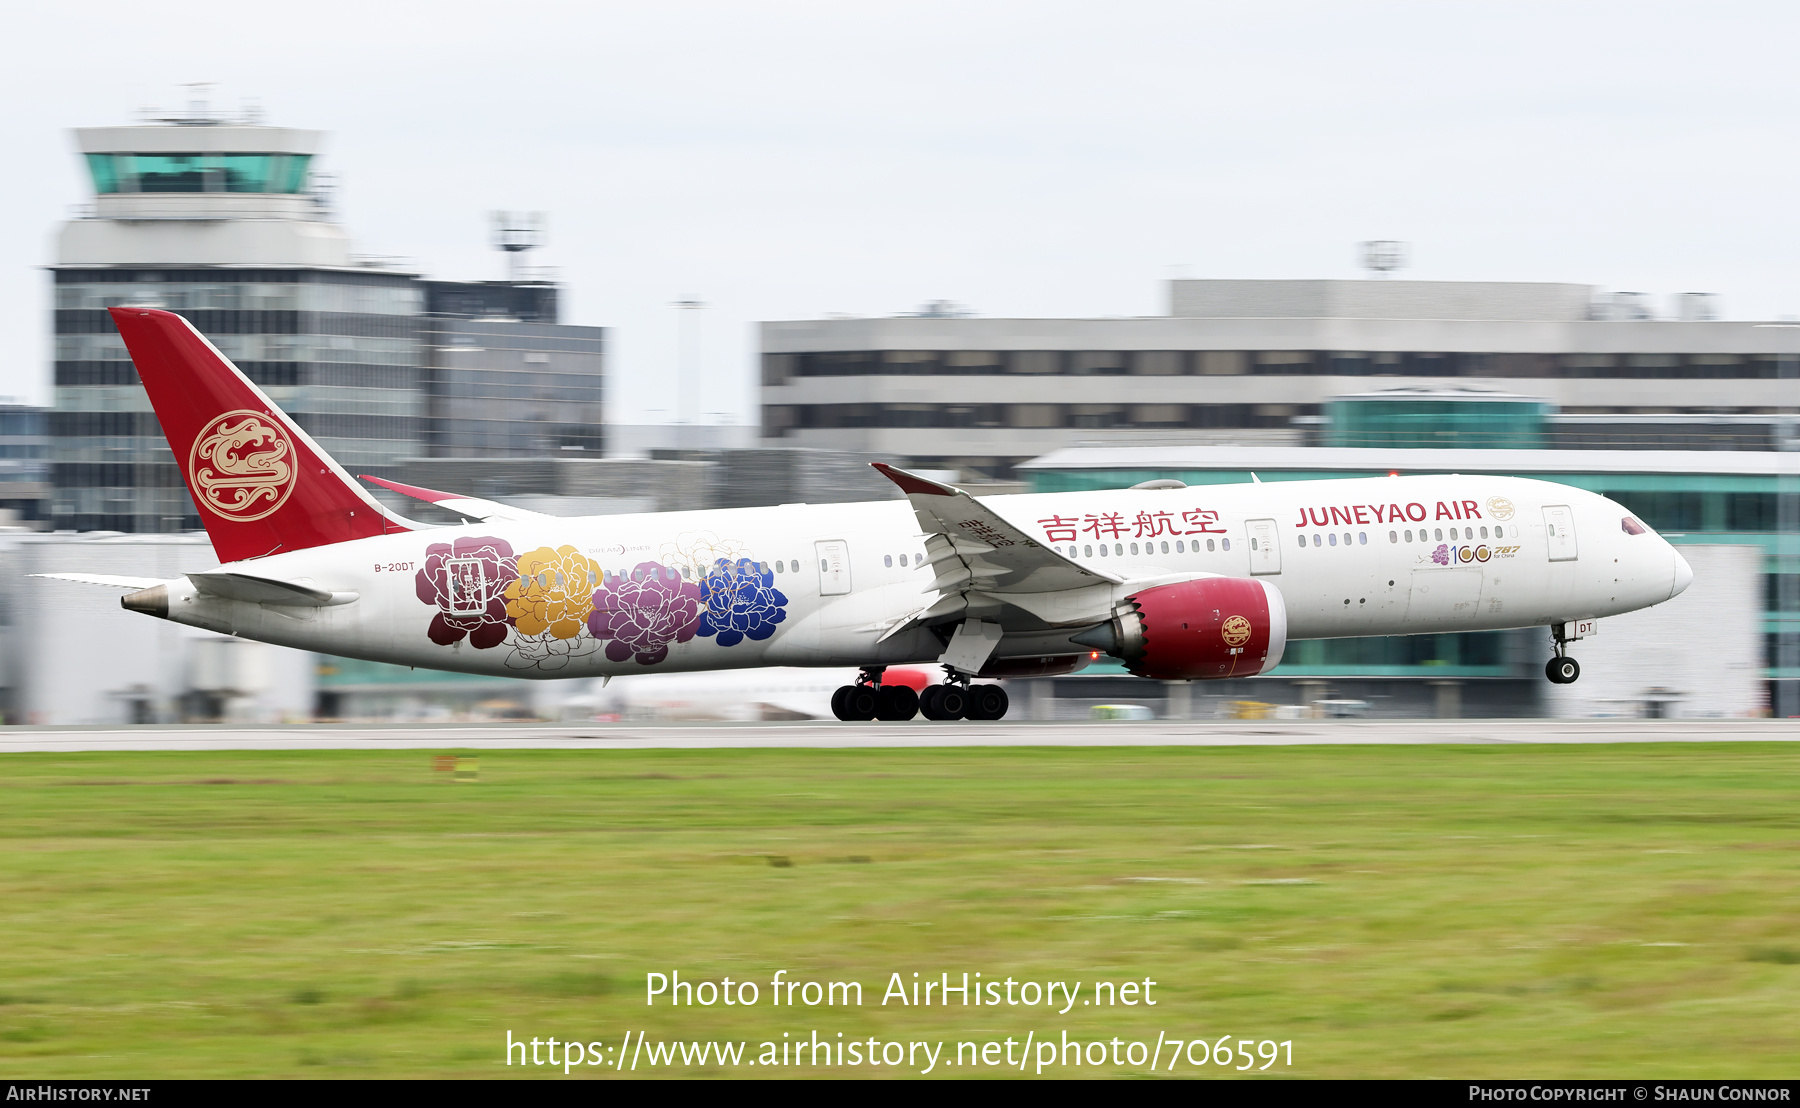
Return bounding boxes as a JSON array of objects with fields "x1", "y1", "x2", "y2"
[
  {"x1": 830, "y1": 667, "x2": 1010, "y2": 721},
  {"x1": 1544, "y1": 625, "x2": 1582, "y2": 685}
]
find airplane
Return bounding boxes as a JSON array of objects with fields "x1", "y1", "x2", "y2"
[{"x1": 46, "y1": 307, "x2": 1695, "y2": 722}]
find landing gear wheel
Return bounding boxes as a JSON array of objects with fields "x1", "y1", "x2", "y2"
[
  {"x1": 919, "y1": 684, "x2": 967, "y2": 721},
  {"x1": 875, "y1": 684, "x2": 919, "y2": 721},
  {"x1": 832, "y1": 684, "x2": 878, "y2": 720},
  {"x1": 1545, "y1": 657, "x2": 1580, "y2": 684},
  {"x1": 846, "y1": 685, "x2": 878, "y2": 720},
  {"x1": 964, "y1": 684, "x2": 1009, "y2": 721}
]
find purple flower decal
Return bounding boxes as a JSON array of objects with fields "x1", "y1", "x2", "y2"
[
  {"x1": 1431, "y1": 543, "x2": 1450, "y2": 566},
  {"x1": 697, "y1": 558, "x2": 788, "y2": 648},
  {"x1": 415, "y1": 536, "x2": 518, "y2": 649},
  {"x1": 588, "y1": 560, "x2": 704, "y2": 665}
]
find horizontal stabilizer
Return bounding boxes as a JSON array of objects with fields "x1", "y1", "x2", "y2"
[
  {"x1": 30, "y1": 573, "x2": 162, "y2": 590},
  {"x1": 359, "y1": 475, "x2": 554, "y2": 523},
  {"x1": 187, "y1": 571, "x2": 352, "y2": 606}
]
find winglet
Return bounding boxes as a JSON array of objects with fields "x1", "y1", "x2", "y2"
[{"x1": 871, "y1": 462, "x2": 959, "y2": 496}]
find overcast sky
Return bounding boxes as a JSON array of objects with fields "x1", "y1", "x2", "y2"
[{"x1": 6, "y1": 1, "x2": 1800, "y2": 421}]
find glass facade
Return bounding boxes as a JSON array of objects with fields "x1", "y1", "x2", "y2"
[
  {"x1": 422, "y1": 319, "x2": 606, "y2": 457},
  {"x1": 1325, "y1": 396, "x2": 1550, "y2": 450},
  {"x1": 84, "y1": 153, "x2": 312, "y2": 194}
]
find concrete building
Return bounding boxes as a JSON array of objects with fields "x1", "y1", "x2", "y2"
[
  {"x1": 760, "y1": 278, "x2": 1800, "y2": 481},
  {"x1": 50, "y1": 108, "x2": 607, "y2": 532},
  {"x1": 1018, "y1": 443, "x2": 1795, "y2": 719}
]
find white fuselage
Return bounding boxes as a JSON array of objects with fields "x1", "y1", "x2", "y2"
[{"x1": 152, "y1": 474, "x2": 1690, "y2": 679}]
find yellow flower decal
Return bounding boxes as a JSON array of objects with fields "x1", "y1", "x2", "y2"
[{"x1": 503, "y1": 545, "x2": 601, "y2": 639}]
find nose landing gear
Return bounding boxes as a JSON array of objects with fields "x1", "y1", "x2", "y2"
[
  {"x1": 1544, "y1": 625, "x2": 1582, "y2": 685},
  {"x1": 1545, "y1": 656, "x2": 1581, "y2": 684}
]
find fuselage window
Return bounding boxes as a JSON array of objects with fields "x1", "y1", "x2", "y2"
[
  {"x1": 1114, "y1": 543, "x2": 1123, "y2": 556},
  {"x1": 1222, "y1": 538, "x2": 1230, "y2": 551},
  {"x1": 820, "y1": 559, "x2": 827, "y2": 572},
  {"x1": 1328, "y1": 533, "x2": 1338, "y2": 547},
  {"x1": 1359, "y1": 532, "x2": 1367, "y2": 545},
  {"x1": 1176, "y1": 540, "x2": 1186, "y2": 553},
  {"x1": 1084, "y1": 544, "x2": 1093, "y2": 557},
  {"x1": 1160, "y1": 541, "x2": 1168, "y2": 554},
  {"x1": 1297, "y1": 536, "x2": 1306, "y2": 549},
  {"x1": 1206, "y1": 539, "x2": 1214, "y2": 552},
  {"x1": 884, "y1": 555, "x2": 893, "y2": 567},
  {"x1": 1434, "y1": 528, "x2": 1443, "y2": 541},
  {"x1": 1479, "y1": 526, "x2": 1488, "y2": 540},
  {"x1": 1129, "y1": 542, "x2": 1139, "y2": 555},
  {"x1": 1098, "y1": 544, "x2": 1108, "y2": 557},
  {"x1": 899, "y1": 553, "x2": 908, "y2": 566},
  {"x1": 1389, "y1": 531, "x2": 1398, "y2": 543},
  {"x1": 1404, "y1": 529, "x2": 1412, "y2": 542}
]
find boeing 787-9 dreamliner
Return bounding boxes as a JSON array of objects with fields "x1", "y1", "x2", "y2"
[{"x1": 47, "y1": 308, "x2": 1694, "y2": 721}]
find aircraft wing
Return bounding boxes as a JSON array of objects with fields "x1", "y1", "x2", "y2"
[
  {"x1": 359, "y1": 475, "x2": 554, "y2": 523},
  {"x1": 30, "y1": 573, "x2": 163, "y2": 590},
  {"x1": 870, "y1": 463, "x2": 1117, "y2": 639}
]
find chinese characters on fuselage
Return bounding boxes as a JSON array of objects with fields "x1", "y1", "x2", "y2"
[{"x1": 1038, "y1": 508, "x2": 1228, "y2": 543}]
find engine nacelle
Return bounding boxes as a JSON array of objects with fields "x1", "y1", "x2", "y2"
[{"x1": 1073, "y1": 577, "x2": 1288, "y2": 680}]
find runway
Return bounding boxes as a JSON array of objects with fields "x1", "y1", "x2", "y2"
[{"x1": 1, "y1": 718, "x2": 1797, "y2": 752}]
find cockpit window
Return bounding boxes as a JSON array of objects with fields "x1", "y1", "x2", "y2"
[{"x1": 1621, "y1": 517, "x2": 1647, "y2": 535}]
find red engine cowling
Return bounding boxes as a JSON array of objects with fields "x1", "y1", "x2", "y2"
[{"x1": 1078, "y1": 577, "x2": 1288, "y2": 680}]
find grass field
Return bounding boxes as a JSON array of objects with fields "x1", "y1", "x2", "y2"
[{"x1": 1, "y1": 743, "x2": 1798, "y2": 1078}]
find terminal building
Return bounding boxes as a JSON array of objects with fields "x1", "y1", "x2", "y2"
[
  {"x1": 50, "y1": 109, "x2": 604, "y2": 533},
  {"x1": 760, "y1": 279, "x2": 1799, "y2": 482}
]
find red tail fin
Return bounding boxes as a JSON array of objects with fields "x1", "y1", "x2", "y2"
[{"x1": 108, "y1": 307, "x2": 413, "y2": 563}]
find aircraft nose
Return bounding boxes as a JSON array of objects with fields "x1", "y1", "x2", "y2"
[{"x1": 1671, "y1": 548, "x2": 1694, "y2": 599}]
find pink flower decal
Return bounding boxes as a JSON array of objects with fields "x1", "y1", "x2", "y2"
[
  {"x1": 1431, "y1": 543, "x2": 1451, "y2": 566},
  {"x1": 588, "y1": 560, "x2": 704, "y2": 665},
  {"x1": 415, "y1": 536, "x2": 518, "y2": 649}
]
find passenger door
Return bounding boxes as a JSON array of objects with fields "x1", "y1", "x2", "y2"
[
  {"x1": 815, "y1": 539, "x2": 852, "y2": 595},
  {"x1": 1245, "y1": 518, "x2": 1281, "y2": 575},
  {"x1": 1542, "y1": 505, "x2": 1578, "y2": 562}
]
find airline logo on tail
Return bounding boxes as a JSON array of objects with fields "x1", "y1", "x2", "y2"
[{"x1": 189, "y1": 410, "x2": 297, "y2": 522}]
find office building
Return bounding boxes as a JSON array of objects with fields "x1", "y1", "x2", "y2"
[{"x1": 760, "y1": 279, "x2": 1799, "y2": 481}]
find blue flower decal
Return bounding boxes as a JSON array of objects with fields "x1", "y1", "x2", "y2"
[{"x1": 697, "y1": 557, "x2": 788, "y2": 647}]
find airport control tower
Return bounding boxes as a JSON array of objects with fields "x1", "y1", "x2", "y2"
[{"x1": 50, "y1": 104, "x2": 427, "y2": 533}]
